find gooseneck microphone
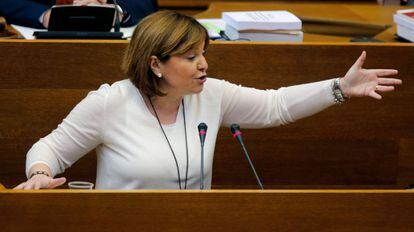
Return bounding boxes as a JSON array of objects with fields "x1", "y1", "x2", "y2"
[
  {"x1": 230, "y1": 124, "x2": 264, "y2": 190},
  {"x1": 198, "y1": 123, "x2": 208, "y2": 189}
]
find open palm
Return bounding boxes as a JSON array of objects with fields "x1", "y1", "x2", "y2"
[{"x1": 340, "y1": 51, "x2": 402, "y2": 100}]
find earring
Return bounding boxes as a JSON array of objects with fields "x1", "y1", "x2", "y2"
[{"x1": 157, "y1": 73, "x2": 162, "y2": 78}]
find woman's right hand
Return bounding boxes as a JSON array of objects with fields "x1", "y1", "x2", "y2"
[{"x1": 13, "y1": 175, "x2": 66, "y2": 190}]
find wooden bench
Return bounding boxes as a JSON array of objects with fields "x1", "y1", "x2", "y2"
[{"x1": 0, "y1": 40, "x2": 413, "y2": 189}]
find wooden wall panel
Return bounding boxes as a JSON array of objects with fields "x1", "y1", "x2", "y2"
[
  {"x1": 1, "y1": 190, "x2": 414, "y2": 232},
  {"x1": 0, "y1": 41, "x2": 412, "y2": 189},
  {"x1": 0, "y1": 41, "x2": 126, "y2": 89}
]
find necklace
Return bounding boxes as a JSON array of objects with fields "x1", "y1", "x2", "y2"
[{"x1": 148, "y1": 96, "x2": 189, "y2": 189}]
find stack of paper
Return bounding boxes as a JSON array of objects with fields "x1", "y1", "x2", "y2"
[
  {"x1": 394, "y1": 9, "x2": 414, "y2": 42},
  {"x1": 222, "y1": 11, "x2": 303, "y2": 42}
]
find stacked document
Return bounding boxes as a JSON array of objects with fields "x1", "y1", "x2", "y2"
[
  {"x1": 222, "y1": 11, "x2": 303, "y2": 42},
  {"x1": 394, "y1": 9, "x2": 414, "y2": 42}
]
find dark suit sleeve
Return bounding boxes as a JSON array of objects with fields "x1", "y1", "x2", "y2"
[
  {"x1": 0, "y1": 0, "x2": 51, "y2": 28},
  {"x1": 115, "y1": 0, "x2": 157, "y2": 27}
]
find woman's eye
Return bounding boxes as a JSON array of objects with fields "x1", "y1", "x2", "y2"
[{"x1": 187, "y1": 55, "x2": 196, "y2": 61}]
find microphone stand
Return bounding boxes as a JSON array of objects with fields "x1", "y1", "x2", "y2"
[
  {"x1": 198, "y1": 123, "x2": 208, "y2": 190},
  {"x1": 239, "y1": 137, "x2": 264, "y2": 190},
  {"x1": 231, "y1": 124, "x2": 264, "y2": 190},
  {"x1": 200, "y1": 142, "x2": 205, "y2": 190}
]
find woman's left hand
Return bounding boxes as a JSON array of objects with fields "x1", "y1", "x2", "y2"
[{"x1": 339, "y1": 51, "x2": 402, "y2": 100}]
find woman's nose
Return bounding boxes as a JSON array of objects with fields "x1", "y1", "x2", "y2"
[{"x1": 197, "y1": 56, "x2": 208, "y2": 71}]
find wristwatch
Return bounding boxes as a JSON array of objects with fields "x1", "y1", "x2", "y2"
[{"x1": 332, "y1": 78, "x2": 347, "y2": 104}]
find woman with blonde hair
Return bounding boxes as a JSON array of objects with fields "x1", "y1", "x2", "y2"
[{"x1": 15, "y1": 10, "x2": 401, "y2": 190}]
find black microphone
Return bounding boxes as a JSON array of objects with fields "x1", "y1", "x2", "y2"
[
  {"x1": 230, "y1": 124, "x2": 264, "y2": 190},
  {"x1": 198, "y1": 123, "x2": 208, "y2": 190},
  {"x1": 112, "y1": 0, "x2": 121, "y2": 32}
]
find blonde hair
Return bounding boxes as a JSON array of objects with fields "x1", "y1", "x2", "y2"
[{"x1": 122, "y1": 10, "x2": 209, "y2": 96}]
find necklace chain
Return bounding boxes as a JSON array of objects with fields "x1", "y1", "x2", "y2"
[{"x1": 148, "y1": 96, "x2": 189, "y2": 189}]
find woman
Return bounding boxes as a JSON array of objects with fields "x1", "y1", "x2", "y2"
[{"x1": 15, "y1": 10, "x2": 401, "y2": 190}]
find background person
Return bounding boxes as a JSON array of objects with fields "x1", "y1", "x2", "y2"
[{"x1": 0, "y1": 0, "x2": 157, "y2": 29}]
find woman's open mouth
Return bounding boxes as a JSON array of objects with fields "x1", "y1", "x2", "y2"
[{"x1": 196, "y1": 75, "x2": 207, "y2": 83}]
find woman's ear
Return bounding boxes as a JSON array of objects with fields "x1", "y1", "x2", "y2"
[{"x1": 149, "y1": 55, "x2": 162, "y2": 78}]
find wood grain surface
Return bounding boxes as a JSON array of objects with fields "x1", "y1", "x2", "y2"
[
  {"x1": 1, "y1": 190, "x2": 414, "y2": 232},
  {"x1": 0, "y1": 41, "x2": 413, "y2": 189}
]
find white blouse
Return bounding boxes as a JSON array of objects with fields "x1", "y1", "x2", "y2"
[{"x1": 26, "y1": 78, "x2": 335, "y2": 189}]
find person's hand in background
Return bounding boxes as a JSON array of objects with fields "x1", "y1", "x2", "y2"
[
  {"x1": 42, "y1": 9, "x2": 51, "y2": 28},
  {"x1": 73, "y1": 0, "x2": 107, "y2": 5}
]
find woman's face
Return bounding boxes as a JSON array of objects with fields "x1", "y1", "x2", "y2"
[{"x1": 158, "y1": 42, "x2": 208, "y2": 97}]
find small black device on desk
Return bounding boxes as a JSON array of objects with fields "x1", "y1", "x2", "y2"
[{"x1": 33, "y1": 4, "x2": 123, "y2": 39}]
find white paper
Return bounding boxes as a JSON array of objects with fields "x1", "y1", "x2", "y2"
[
  {"x1": 225, "y1": 23, "x2": 303, "y2": 42},
  {"x1": 222, "y1": 11, "x2": 302, "y2": 31},
  {"x1": 120, "y1": 25, "x2": 136, "y2": 39},
  {"x1": 11, "y1": 24, "x2": 136, "y2": 39},
  {"x1": 198, "y1": 18, "x2": 226, "y2": 39},
  {"x1": 11, "y1": 24, "x2": 43, "y2": 39},
  {"x1": 396, "y1": 23, "x2": 414, "y2": 42}
]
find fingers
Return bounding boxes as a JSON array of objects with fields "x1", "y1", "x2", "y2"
[
  {"x1": 34, "y1": 182, "x2": 41, "y2": 190},
  {"x1": 370, "y1": 69, "x2": 399, "y2": 77},
  {"x1": 24, "y1": 182, "x2": 34, "y2": 190},
  {"x1": 13, "y1": 176, "x2": 66, "y2": 190},
  {"x1": 352, "y1": 51, "x2": 366, "y2": 69},
  {"x1": 376, "y1": 85, "x2": 395, "y2": 92},
  {"x1": 13, "y1": 182, "x2": 26, "y2": 190},
  {"x1": 72, "y1": 0, "x2": 83, "y2": 5},
  {"x1": 73, "y1": 0, "x2": 106, "y2": 5},
  {"x1": 378, "y1": 77, "x2": 402, "y2": 85},
  {"x1": 369, "y1": 91, "x2": 382, "y2": 100},
  {"x1": 48, "y1": 177, "x2": 67, "y2": 189}
]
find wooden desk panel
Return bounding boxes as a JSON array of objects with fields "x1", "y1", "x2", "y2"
[
  {"x1": 1, "y1": 190, "x2": 414, "y2": 232},
  {"x1": 0, "y1": 40, "x2": 126, "y2": 89},
  {"x1": 0, "y1": 41, "x2": 413, "y2": 189}
]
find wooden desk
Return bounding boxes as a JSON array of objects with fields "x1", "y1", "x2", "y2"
[
  {"x1": 0, "y1": 41, "x2": 413, "y2": 189},
  {"x1": 1, "y1": 190, "x2": 414, "y2": 231},
  {"x1": 196, "y1": 2, "x2": 409, "y2": 42},
  {"x1": 159, "y1": 0, "x2": 378, "y2": 8},
  {"x1": 0, "y1": 25, "x2": 18, "y2": 39}
]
